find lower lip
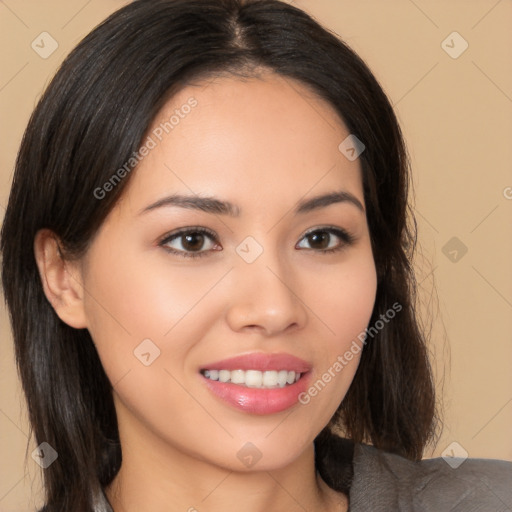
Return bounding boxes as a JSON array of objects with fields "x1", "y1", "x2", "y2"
[{"x1": 201, "y1": 373, "x2": 311, "y2": 415}]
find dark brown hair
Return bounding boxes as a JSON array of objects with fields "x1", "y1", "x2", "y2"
[{"x1": 1, "y1": 0, "x2": 437, "y2": 510}]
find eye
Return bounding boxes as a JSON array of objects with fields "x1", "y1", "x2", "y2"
[
  {"x1": 296, "y1": 227, "x2": 355, "y2": 254},
  {"x1": 158, "y1": 227, "x2": 220, "y2": 258},
  {"x1": 158, "y1": 226, "x2": 355, "y2": 259}
]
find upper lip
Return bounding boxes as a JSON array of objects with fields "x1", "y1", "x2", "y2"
[{"x1": 200, "y1": 352, "x2": 312, "y2": 373}]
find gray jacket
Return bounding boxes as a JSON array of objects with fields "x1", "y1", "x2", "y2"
[{"x1": 349, "y1": 443, "x2": 512, "y2": 511}]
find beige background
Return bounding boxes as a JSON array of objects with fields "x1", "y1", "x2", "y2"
[{"x1": 1, "y1": 0, "x2": 511, "y2": 510}]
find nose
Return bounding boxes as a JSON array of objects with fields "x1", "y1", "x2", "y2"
[{"x1": 225, "y1": 252, "x2": 308, "y2": 337}]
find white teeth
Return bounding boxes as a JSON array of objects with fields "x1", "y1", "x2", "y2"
[
  {"x1": 218, "y1": 370, "x2": 230, "y2": 383},
  {"x1": 230, "y1": 369, "x2": 245, "y2": 384},
  {"x1": 203, "y1": 369, "x2": 302, "y2": 388},
  {"x1": 245, "y1": 370, "x2": 263, "y2": 388},
  {"x1": 262, "y1": 370, "x2": 278, "y2": 387},
  {"x1": 207, "y1": 369, "x2": 219, "y2": 381},
  {"x1": 277, "y1": 370, "x2": 288, "y2": 387}
]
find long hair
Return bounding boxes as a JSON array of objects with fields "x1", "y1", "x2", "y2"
[{"x1": 0, "y1": 0, "x2": 437, "y2": 510}]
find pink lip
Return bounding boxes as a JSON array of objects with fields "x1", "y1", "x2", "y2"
[
  {"x1": 200, "y1": 352, "x2": 312, "y2": 373},
  {"x1": 199, "y1": 352, "x2": 312, "y2": 415}
]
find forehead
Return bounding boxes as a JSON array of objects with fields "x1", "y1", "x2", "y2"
[{"x1": 119, "y1": 72, "x2": 364, "y2": 216}]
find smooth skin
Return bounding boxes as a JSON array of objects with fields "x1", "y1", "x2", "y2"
[{"x1": 34, "y1": 72, "x2": 377, "y2": 512}]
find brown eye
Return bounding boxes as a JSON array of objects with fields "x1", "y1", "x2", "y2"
[
  {"x1": 181, "y1": 232, "x2": 207, "y2": 251},
  {"x1": 296, "y1": 227, "x2": 355, "y2": 253},
  {"x1": 159, "y1": 228, "x2": 219, "y2": 258},
  {"x1": 305, "y1": 231, "x2": 331, "y2": 250}
]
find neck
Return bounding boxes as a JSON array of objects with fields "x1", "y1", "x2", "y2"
[{"x1": 105, "y1": 420, "x2": 347, "y2": 512}]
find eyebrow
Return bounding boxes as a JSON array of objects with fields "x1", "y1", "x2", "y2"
[{"x1": 140, "y1": 190, "x2": 365, "y2": 217}]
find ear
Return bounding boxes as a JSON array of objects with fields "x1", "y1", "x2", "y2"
[{"x1": 33, "y1": 229, "x2": 88, "y2": 329}]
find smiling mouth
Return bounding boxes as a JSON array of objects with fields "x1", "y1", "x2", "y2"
[{"x1": 200, "y1": 369, "x2": 304, "y2": 388}]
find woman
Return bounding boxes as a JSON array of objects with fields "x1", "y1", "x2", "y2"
[{"x1": 1, "y1": 0, "x2": 510, "y2": 511}]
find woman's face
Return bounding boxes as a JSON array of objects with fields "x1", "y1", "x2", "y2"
[{"x1": 76, "y1": 72, "x2": 377, "y2": 471}]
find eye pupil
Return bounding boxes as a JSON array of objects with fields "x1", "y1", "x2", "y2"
[
  {"x1": 183, "y1": 233, "x2": 204, "y2": 251},
  {"x1": 308, "y1": 231, "x2": 329, "y2": 249}
]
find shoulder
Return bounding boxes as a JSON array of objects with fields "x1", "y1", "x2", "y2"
[{"x1": 349, "y1": 443, "x2": 512, "y2": 512}]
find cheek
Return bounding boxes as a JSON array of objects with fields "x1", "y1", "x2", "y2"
[
  {"x1": 300, "y1": 253, "x2": 377, "y2": 414},
  {"x1": 80, "y1": 252, "x2": 231, "y2": 447},
  {"x1": 314, "y1": 252, "x2": 377, "y2": 345},
  {"x1": 81, "y1": 243, "x2": 230, "y2": 381}
]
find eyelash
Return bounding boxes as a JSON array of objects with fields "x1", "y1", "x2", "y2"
[{"x1": 158, "y1": 226, "x2": 356, "y2": 259}]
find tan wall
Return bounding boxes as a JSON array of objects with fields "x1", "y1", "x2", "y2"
[{"x1": 1, "y1": 1, "x2": 511, "y2": 510}]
